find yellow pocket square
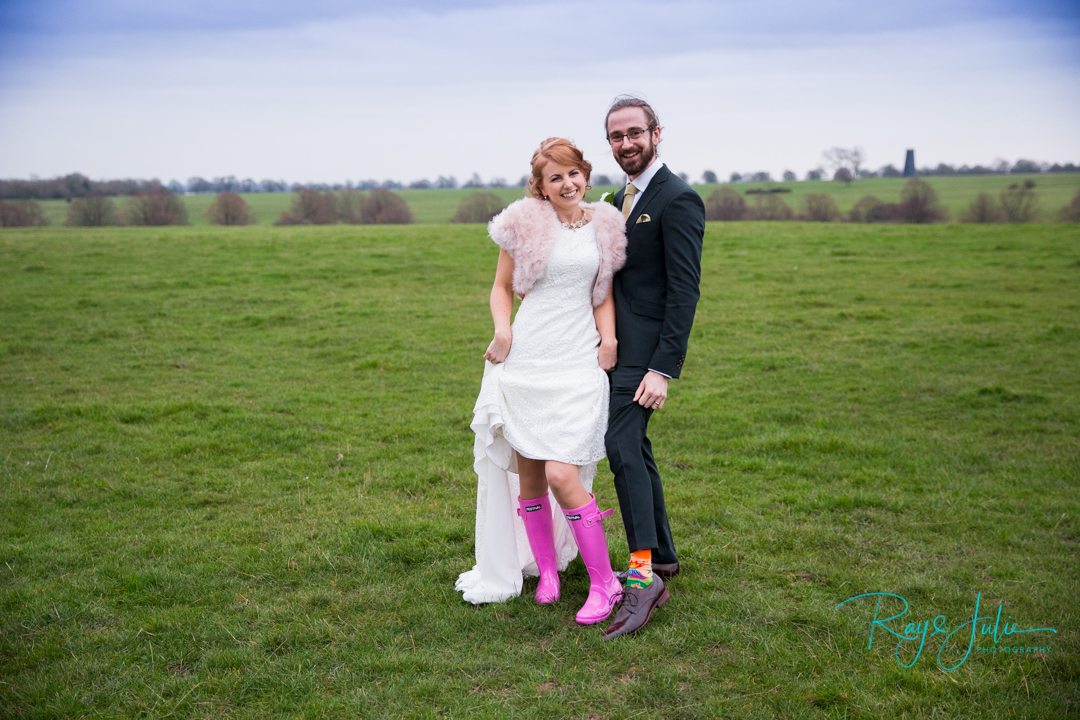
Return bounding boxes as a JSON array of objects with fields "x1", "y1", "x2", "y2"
[{"x1": 635, "y1": 213, "x2": 651, "y2": 224}]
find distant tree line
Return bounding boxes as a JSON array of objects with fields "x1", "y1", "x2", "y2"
[
  {"x1": 0, "y1": 171, "x2": 627, "y2": 201},
  {"x1": 269, "y1": 186, "x2": 511, "y2": 225},
  {"x1": 4, "y1": 155, "x2": 1079, "y2": 228},
  {"x1": 4, "y1": 180, "x2": 1079, "y2": 228},
  {"x1": 702, "y1": 178, "x2": 951, "y2": 223},
  {"x1": 3, "y1": 156, "x2": 1077, "y2": 201},
  {"x1": 708, "y1": 157, "x2": 1078, "y2": 186},
  {"x1": 183, "y1": 177, "x2": 286, "y2": 194},
  {"x1": 697, "y1": 177, "x2": 1080, "y2": 225},
  {"x1": 0, "y1": 191, "x2": 191, "y2": 227},
  {"x1": 0, "y1": 174, "x2": 168, "y2": 200}
]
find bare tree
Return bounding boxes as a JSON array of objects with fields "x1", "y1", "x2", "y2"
[
  {"x1": 849, "y1": 196, "x2": 894, "y2": 223},
  {"x1": 360, "y1": 189, "x2": 412, "y2": 224},
  {"x1": 0, "y1": 200, "x2": 48, "y2": 226},
  {"x1": 1060, "y1": 189, "x2": 1080, "y2": 223},
  {"x1": 121, "y1": 192, "x2": 188, "y2": 226},
  {"x1": 961, "y1": 193, "x2": 1003, "y2": 223},
  {"x1": 334, "y1": 187, "x2": 364, "y2": 223},
  {"x1": 849, "y1": 148, "x2": 864, "y2": 177},
  {"x1": 207, "y1": 192, "x2": 251, "y2": 225},
  {"x1": 66, "y1": 196, "x2": 118, "y2": 226},
  {"x1": 803, "y1": 194, "x2": 841, "y2": 222},
  {"x1": 453, "y1": 192, "x2": 507, "y2": 223},
  {"x1": 705, "y1": 188, "x2": 746, "y2": 221},
  {"x1": 749, "y1": 194, "x2": 794, "y2": 221},
  {"x1": 999, "y1": 181, "x2": 1038, "y2": 223},
  {"x1": 898, "y1": 179, "x2": 945, "y2": 223},
  {"x1": 275, "y1": 189, "x2": 336, "y2": 225},
  {"x1": 823, "y1": 147, "x2": 865, "y2": 181}
]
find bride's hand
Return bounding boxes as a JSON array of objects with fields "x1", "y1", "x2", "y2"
[
  {"x1": 598, "y1": 338, "x2": 617, "y2": 371},
  {"x1": 485, "y1": 330, "x2": 512, "y2": 364}
]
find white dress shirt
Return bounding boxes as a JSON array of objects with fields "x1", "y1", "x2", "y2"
[{"x1": 626, "y1": 160, "x2": 664, "y2": 215}]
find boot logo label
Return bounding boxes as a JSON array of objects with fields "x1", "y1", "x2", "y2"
[
  {"x1": 525, "y1": 504, "x2": 543, "y2": 512},
  {"x1": 565, "y1": 513, "x2": 582, "y2": 521}
]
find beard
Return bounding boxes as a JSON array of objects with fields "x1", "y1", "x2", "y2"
[{"x1": 614, "y1": 136, "x2": 657, "y2": 177}]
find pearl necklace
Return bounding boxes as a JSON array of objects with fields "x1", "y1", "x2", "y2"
[{"x1": 560, "y1": 214, "x2": 590, "y2": 230}]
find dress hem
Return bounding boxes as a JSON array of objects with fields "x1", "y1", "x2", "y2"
[{"x1": 456, "y1": 395, "x2": 595, "y2": 605}]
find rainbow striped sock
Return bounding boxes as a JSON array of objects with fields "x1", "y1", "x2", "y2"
[{"x1": 626, "y1": 549, "x2": 653, "y2": 589}]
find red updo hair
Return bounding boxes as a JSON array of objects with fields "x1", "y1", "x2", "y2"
[{"x1": 527, "y1": 137, "x2": 592, "y2": 200}]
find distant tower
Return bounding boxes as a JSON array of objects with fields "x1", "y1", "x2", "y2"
[{"x1": 903, "y1": 150, "x2": 916, "y2": 177}]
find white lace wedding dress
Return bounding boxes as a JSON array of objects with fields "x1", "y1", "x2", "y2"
[{"x1": 456, "y1": 220, "x2": 609, "y2": 604}]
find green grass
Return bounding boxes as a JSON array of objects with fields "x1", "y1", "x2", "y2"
[
  {"x1": 32, "y1": 173, "x2": 1080, "y2": 227},
  {"x1": 1, "y1": 221, "x2": 1078, "y2": 718}
]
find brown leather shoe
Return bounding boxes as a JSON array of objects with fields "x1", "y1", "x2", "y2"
[
  {"x1": 601, "y1": 576, "x2": 669, "y2": 641},
  {"x1": 654, "y1": 562, "x2": 680, "y2": 579},
  {"x1": 615, "y1": 562, "x2": 680, "y2": 582}
]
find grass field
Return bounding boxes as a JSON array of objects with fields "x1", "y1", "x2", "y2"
[
  {"x1": 2, "y1": 221, "x2": 1078, "y2": 718},
  {"x1": 32, "y1": 173, "x2": 1080, "y2": 226}
]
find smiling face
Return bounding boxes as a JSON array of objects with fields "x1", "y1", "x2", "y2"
[
  {"x1": 539, "y1": 160, "x2": 588, "y2": 217},
  {"x1": 607, "y1": 106, "x2": 661, "y2": 179}
]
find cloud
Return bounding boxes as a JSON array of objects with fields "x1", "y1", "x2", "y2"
[{"x1": 0, "y1": 1, "x2": 1077, "y2": 181}]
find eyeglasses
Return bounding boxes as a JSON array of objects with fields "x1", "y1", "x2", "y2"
[{"x1": 606, "y1": 125, "x2": 656, "y2": 145}]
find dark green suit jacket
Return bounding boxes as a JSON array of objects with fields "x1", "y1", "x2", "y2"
[{"x1": 612, "y1": 164, "x2": 706, "y2": 380}]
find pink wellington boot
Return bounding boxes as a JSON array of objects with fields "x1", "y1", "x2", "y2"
[
  {"x1": 518, "y1": 495, "x2": 560, "y2": 604},
  {"x1": 562, "y1": 495, "x2": 623, "y2": 625}
]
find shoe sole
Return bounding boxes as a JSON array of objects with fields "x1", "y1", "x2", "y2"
[
  {"x1": 601, "y1": 588, "x2": 670, "y2": 640},
  {"x1": 536, "y1": 580, "x2": 560, "y2": 604},
  {"x1": 575, "y1": 591, "x2": 623, "y2": 626}
]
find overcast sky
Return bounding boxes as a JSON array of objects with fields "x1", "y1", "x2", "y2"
[{"x1": 1, "y1": 0, "x2": 1078, "y2": 185}]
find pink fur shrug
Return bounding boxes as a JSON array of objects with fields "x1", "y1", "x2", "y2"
[{"x1": 487, "y1": 198, "x2": 627, "y2": 307}]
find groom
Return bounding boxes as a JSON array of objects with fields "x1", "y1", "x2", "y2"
[{"x1": 602, "y1": 96, "x2": 705, "y2": 640}]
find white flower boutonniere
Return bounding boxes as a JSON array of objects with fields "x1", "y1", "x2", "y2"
[{"x1": 599, "y1": 192, "x2": 617, "y2": 207}]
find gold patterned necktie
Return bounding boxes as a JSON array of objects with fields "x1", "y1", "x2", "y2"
[{"x1": 621, "y1": 183, "x2": 638, "y2": 219}]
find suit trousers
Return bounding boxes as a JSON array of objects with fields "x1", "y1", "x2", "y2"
[{"x1": 605, "y1": 367, "x2": 678, "y2": 565}]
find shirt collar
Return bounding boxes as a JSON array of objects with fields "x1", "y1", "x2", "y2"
[{"x1": 628, "y1": 160, "x2": 664, "y2": 195}]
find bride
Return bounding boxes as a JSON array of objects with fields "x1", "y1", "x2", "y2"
[{"x1": 455, "y1": 138, "x2": 628, "y2": 625}]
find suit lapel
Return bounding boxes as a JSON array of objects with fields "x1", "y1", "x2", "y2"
[{"x1": 626, "y1": 164, "x2": 670, "y2": 232}]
